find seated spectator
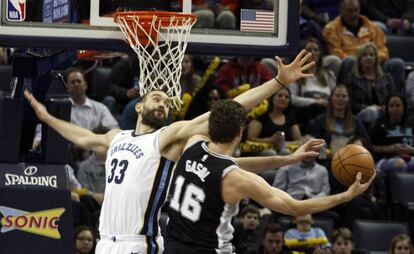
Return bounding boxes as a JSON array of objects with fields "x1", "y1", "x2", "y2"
[
  {"x1": 360, "y1": 0, "x2": 414, "y2": 35},
  {"x1": 216, "y1": 56, "x2": 273, "y2": 96},
  {"x1": 284, "y1": 214, "x2": 331, "y2": 253},
  {"x1": 389, "y1": 234, "x2": 414, "y2": 254},
  {"x1": 74, "y1": 225, "x2": 96, "y2": 254},
  {"x1": 273, "y1": 156, "x2": 330, "y2": 200},
  {"x1": 247, "y1": 87, "x2": 301, "y2": 156},
  {"x1": 175, "y1": 54, "x2": 202, "y2": 120},
  {"x1": 370, "y1": 94, "x2": 414, "y2": 173},
  {"x1": 258, "y1": 223, "x2": 292, "y2": 254},
  {"x1": 344, "y1": 43, "x2": 395, "y2": 127},
  {"x1": 33, "y1": 68, "x2": 119, "y2": 165},
  {"x1": 307, "y1": 85, "x2": 370, "y2": 156},
  {"x1": 290, "y1": 37, "x2": 336, "y2": 128},
  {"x1": 331, "y1": 227, "x2": 354, "y2": 254},
  {"x1": 323, "y1": 0, "x2": 405, "y2": 88},
  {"x1": 233, "y1": 205, "x2": 262, "y2": 254},
  {"x1": 191, "y1": 0, "x2": 238, "y2": 29}
]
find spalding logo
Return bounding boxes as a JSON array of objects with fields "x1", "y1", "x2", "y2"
[{"x1": 24, "y1": 166, "x2": 37, "y2": 176}]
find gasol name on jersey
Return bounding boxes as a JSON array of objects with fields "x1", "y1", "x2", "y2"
[
  {"x1": 110, "y1": 143, "x2": 144, "y2": 159},
  {"x1": 185, "y1": 160, "x2": 211, "y2": 182}
]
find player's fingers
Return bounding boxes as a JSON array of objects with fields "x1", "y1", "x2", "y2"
[
  {"x1": 299, "y1": 52, "x2": 312, "y2": 66},
  {"x1": 304, "y1": 151, "x2": 319, "y2": 157},
  {"x1": 274, "y1": 56, "x2": 283, "y2": 67},
  {"x1": 355, "y1": 172, "x2": 362, "y2": 183},
  {"x1": 294, "y1": 49, "x2": 307, "y2": 63},
  {"x1": 301, "y1": 61, "x2": 315, "y2": 72}
]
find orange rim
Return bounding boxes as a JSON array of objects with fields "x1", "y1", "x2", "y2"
[{"x1": 113, "y1": 11, "x2": 196, "y2": 27}]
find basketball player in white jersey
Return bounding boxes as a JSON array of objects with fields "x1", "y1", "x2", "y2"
[
  {"x1": 24, "y1": 50, "x2": 315, "y2": 254},
  {"x1": 164, "y1": 99, "x2": 376, "y2": 254}
]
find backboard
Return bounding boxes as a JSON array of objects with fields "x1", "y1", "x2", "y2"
[{"x1": 0, "y1": 0, "x2": 300, "y2": 57}]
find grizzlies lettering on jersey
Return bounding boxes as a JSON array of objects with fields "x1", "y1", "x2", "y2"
[
  {"x1": 99, "y1": 129, "x2": 174, "y2": 252},
  {"x1": 167, "y1": 141, "x2": 239, "y2": 253}
]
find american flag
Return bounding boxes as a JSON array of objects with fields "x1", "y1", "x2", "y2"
[{"x1": 240, "y1": 9, "x2": 274, "y2": 33}]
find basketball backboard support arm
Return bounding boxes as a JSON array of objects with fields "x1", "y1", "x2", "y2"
[{"x1": 0, "y1": 0, "x2": 300, "y2": 57}]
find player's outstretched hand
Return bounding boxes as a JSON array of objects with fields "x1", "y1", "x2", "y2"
[
  {"x1": 347, "y1": 172, "x2": 376, "y2": 198},
  {"x1": 24, "y1": 90, "x2": 51, "y2": 122},
  {"x1": 275, "y1": 49, "x2": 315, "y2": 85},
  {"x1": 290, "y1": 138, "x2": 325, "y2": 162}
]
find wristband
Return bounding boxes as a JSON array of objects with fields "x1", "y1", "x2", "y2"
[{"x1": 274, "y1": 76, "x2": 287, "y2": 89}]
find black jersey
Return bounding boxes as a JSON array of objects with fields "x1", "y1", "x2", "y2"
[{"x1": 166, "y1": 141, "x2": 239, "y2": 253}]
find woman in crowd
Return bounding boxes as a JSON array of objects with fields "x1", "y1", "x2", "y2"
[
  {"x1": 370, "y1": 94, "x2": 414, "y2": 173},
  {"x1": 307, "y1": 84, "x2": 370, "y2": 157},
  {"x1": 289, "y1": 37, "x2": 336, "y2": 128},
  {"x1": 344, "y1": 43, "x2": 395, "y2": 128},
  {"x1": 247, "y1": 87, "x2": 301, "y2": 155},
  {"x1": 75, "y1": 225, "x2": 96, "y2": 254}
]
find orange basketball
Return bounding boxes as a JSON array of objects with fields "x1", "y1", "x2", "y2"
[{"x1": 331, "y1": 144, "x2": 375, "y2": 186}]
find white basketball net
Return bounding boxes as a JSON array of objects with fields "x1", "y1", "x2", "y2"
[{"x1": 115, "y1": 13, "x2": 196, "y2": 110}]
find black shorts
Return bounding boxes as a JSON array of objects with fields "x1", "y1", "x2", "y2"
[{"x1": 163, "y1": 235, "x2": 217, "y2": 254}]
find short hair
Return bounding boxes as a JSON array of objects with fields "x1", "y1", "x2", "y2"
[
  {"x1": 240, "y1": 205, "x2": 260, "y2": 218},
  {"x1": 65, "y1": 67, "x2": 85, "y2": 82},
  {"x1": 332, "y1": 227, "x2": 353, "y2": 243},
  {"x1": 261, "y1": 223, "x2": 283, "y2": 239},
  {"x1": 209, "y1": 100, "x2": 247, "y2": 143}
]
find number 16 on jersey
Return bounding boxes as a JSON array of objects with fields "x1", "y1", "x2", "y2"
[{"x1": 169, "y1": 175, "x2": 206, "y2": 222}]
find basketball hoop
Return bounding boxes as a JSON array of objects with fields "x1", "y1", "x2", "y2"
[{"x1": 114, "y1": 11, "x2": 197, "y2": 110}]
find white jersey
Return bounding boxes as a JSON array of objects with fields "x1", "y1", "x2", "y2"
[{"x1": 98, "y1": 129, "x2": 174, "y2": 240}]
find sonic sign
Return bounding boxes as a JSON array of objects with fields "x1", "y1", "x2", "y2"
[{"x1": 0, "y1": 206, "x2": 65, "y2": 239}]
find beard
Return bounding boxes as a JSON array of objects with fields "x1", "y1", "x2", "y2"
[{"x1": 141, "y1": 107, "x2": 169, "y2": 130}]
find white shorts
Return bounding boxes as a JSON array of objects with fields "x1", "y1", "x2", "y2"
[{"x1": 95, "y1": 234, "x2": 164, "y2": 254}]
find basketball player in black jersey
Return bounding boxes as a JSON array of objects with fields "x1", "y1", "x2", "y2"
[{"x1": 164, "y1": 100, "x2": 375, "y2": 254}]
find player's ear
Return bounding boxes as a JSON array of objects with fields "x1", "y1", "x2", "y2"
[{"x1": 135, "y1": 102, "x2": 143, "y2": 113}]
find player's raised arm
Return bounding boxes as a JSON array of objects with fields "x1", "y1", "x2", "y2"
[
  {"x1": 234, "y1": 50, "x2": 314, "y2": 110},
  {"x1": 223, "y1": 169, "x2": 375, "y2": 216},
  {"x1": 234, "y1": 138, "x2": 325, "y2": 174},
  {"x1": 24, "y1": 90, "x2": 119, "y2": 156}
]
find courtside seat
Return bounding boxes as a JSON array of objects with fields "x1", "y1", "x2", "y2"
[
  {"x1": 353, "y1": 219, "x2": 409, "y2": 253},
  {"x1": 313, "y1": 217, "x2": 334, "y2": 240},
  {"x1": 387, "y1": 35, "x2": 414, "y2": 67},
  {"x1": 86, "y1": 67, "x2": 112, "y2": 101}
]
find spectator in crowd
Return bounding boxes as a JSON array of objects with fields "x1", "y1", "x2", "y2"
[
  {"x1": 360, "y1": 0, "x2": 414, "y2": 34},
  {"x1": 74, "y1": 225, "x2": 96, "y2": 254},
  {"x1": 185, "y1": 86, "x2": 225, "y2": 120},
  {"x1": 290, "y1": 37, "x2": 336, "y2": 128},
  {"x1": 106, "y1": 55, "x2": 140, "y2": 113},
  {"x1": 344, "y1": 43, "x2": 395, "y2": 127},
  {"x1": 307, "y1": 85, "x2": 370, "y2": 156},
  {"x1": 33, "y1": 68, "x2": 119, "y2": 167},
  {"x1": 273, "y1": 155, "x2": 330, "y2": 200},
  {"x1": 389, "y1": 234, "x2": 414, "y2": 254},
  {"x1": 191, "y1": 0, "x2": 238, "y2": 29},
  {"x1": 284, "y1": 214, "x2": 332, "y2": 253},
  {"x1": 331, "y1": 227, "x2": 354, "y2": 254},
  {"x1": 323, "y1": 0, "x2": 405, "y2": 87},
  {"x1": 247, "y1": 87, "x2": 301, "y2": 156},
  {"x1": 233, "y1": 205, "x2": 262, "y2": 254},
  {"x1": 175, "y1": 54, "x2": 202, "y2": 120},
  {"x1": 370, "y1": 94, "x2": 414, "y2": 173},
  {"x1": 216, "y1": 56, "x2": 273, "y2": 95},
  {"x1": 258, "y1": 223, "x2": 292, "y2": 254}
]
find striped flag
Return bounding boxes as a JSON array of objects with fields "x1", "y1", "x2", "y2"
[{"x1": 240, "y1": 9, "x2": 274, "y2": 33}]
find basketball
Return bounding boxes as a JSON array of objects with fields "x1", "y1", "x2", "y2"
[{"x1": 331, "y1": 144, "x2": 375, "y2": 186}]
